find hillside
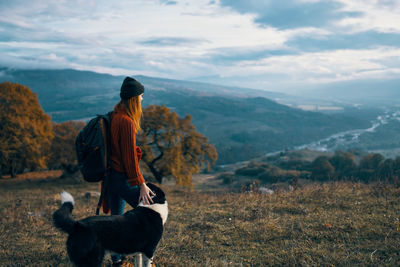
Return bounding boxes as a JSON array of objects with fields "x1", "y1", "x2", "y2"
[
  {"x1": 0, "y1": 175, "x2": 399, "y2": 266},
  {"x1": 0, "y1": 68, "x2": 372, "y2": 164}
]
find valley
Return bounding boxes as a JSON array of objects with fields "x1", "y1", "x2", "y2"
[{"x1": 1, "y1": 68, "x2": 397, "y2": 164}]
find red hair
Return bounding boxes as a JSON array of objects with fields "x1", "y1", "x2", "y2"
[{"x1": 114, "y1": 95, "x2": 142, "y2": 131}]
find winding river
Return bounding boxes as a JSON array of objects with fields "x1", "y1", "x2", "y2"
[{"x1": 295, "y1": 109, "x2": 400, "y2": 152}]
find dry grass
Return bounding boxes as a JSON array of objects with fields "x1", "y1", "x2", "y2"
[
  {"x1": 1, "y1": 175, "x2": 400, "y2": 266},
  {"x1": 1, "y1": 170, "x2": 63, "y2": 180}
]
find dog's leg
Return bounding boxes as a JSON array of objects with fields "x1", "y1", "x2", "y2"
[
  {"x1": 135, "y1": 253, "x2": 143, "y2": 267},
  {"x1": 142, "y1": 254, "x2": 153, "y2": 267}
]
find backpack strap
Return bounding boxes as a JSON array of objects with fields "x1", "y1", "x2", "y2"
[
  {"x1": 96, "y1": 173, "x2": 110, "y2": 215},
  {"x1": 96, "y1": 112, "x2": 113, "y2": 215}
]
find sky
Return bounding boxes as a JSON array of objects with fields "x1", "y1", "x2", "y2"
[{"x1": 0, "y1": 0, "x2": 399, "y2": 93}]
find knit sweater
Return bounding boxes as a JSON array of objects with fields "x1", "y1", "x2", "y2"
[{"x1": 110, "y1": 108, "x2": 145, "y2": 186}]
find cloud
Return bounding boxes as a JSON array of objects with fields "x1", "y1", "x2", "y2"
[
  {"x1": 219, "y1": 0, "x2": 360, "y2": 29},
  {"x1": 139, "y1": 37, "x2": 207, "y2": 47},
  {"x1": 335, "y1": 0, "x2": 400, "y2": 33},
  {"x1": 159, "y1": 0, "x2": 178, "y2": 5},
  {"x1": 218, "y1": 0, "x2": 400, "y2": 35},
  {"x1": 183, "y1": 45, "x2": 400, "y2": 92},
  {"x1": 0, "y1": 16, "x2": 35, "y2": 29},
  {"x1": 0, "y1": 0, "x2": 399, "y2": 93},
  {"x1": 288, "y1": 31, "x2": 400, "y2": 52},
  {"x1": 204, "y1": 47, "x2": 298, "y2": 64}
]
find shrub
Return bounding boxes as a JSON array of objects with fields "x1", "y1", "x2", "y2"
[
  {"x1": 235, "y1": 166, "x2": 266, "y2": 176},
  {"x1": 278, "y1": 159, "x2": 311, "y2": 171},
  {"x1": 257, "y1": 171, "x2": 278, "y2": 183},
  {"x1": 217, "y1": 172, "x2": 235, "y2": 184},
  {"x1": 311, "y1": 156, "x2": 335, "y2": 181}
]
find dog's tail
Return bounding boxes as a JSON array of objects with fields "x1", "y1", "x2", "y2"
[{"x1": 53, "y1": 191, "x2": 76, "y2": 234}]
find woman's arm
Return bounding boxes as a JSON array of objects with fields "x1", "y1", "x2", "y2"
[{"x1": 119, "y1": 116, "x2": 145, "y2": 186}]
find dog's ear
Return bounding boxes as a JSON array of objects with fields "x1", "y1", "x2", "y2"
[
  {"x1": 146, "y1": 183, "x2": 157, "y2": 192},
  {"x1": 146, "y1": 183, "x2": 166, "y2": 202}
]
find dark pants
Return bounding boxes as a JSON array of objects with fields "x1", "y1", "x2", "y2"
[{"x1": 108, "y1": 169, "x2": 140, "y2": 261}]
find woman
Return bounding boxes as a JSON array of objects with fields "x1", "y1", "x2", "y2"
[{"x1": 108, "y1": 76, "x2": 155, "y2": 265}]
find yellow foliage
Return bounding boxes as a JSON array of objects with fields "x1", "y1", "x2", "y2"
[
  {"x1": 138, "y1": 105, "x2": 217, "y2": 187},
  {"x1": 0, "y1": 82, "x2": 53, "y2": 177},
  {"x1": 48, "y1": 121, "x2": 85, "y2": 169}
]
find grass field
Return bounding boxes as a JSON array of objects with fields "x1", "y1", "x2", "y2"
[{"x1": 0, "y1": 173, "x2": 400, "y2": 266}]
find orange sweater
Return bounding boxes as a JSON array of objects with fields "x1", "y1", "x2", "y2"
[{"x1": 110, "y1": 108, "x2": 145, "y2": 186}]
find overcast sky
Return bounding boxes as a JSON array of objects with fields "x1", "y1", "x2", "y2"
[{"x1": 0, "y1": 0, "x2": 399, "y2": 93}]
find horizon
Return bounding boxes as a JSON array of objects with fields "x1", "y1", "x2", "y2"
[
  {"x1": 0, "y1": 67, "x2": 290, "y2": 95},
  {"x1": 1, "y1": 0, "x2": 399, "y2": 94}
]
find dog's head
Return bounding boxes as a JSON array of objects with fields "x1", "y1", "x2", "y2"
[{"x1": 147, "y1": 183, "x2": 166, "y2": 205}]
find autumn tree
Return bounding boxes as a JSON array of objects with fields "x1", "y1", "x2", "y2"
[
  {"x1": 138, "y1": 105, "x2": 217, "y2": 187},
  {"x1": 0, "y1": 82, "x2": 53, "y2": 178},
  {"x1": 48, "y1": 121, "x2": 85, "y2": 175}
]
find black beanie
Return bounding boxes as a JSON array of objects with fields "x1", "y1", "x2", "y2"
[{"x1": 120, "y1": 77, "x2": 145, "y2": 100}]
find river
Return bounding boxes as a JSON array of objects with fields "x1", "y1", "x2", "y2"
[{"x1": 295, "y1": 109, "x2": 400, "y2": 152}]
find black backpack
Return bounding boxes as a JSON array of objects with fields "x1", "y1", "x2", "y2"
[
  {"x1": 76, "y1": 112, "x2": 112, "y2": 182},
  {"x1": 75, "y1": 112, "x2": 112, "y2": 214}
]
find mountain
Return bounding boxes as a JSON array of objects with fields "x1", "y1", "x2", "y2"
[
  {"x1": 0, "y1": 68, "x2": 372, "y2": 164},
  {"x1": 302, "y1": 78, "x2": 400, "y2": 105}
]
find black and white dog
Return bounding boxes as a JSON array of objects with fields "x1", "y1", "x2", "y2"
[{"x1": 53, "y1": 183, "x2": 168, "y2": 267}]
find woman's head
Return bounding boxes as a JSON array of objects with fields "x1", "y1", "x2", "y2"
[
  {"x1": 120, "y1": 77, "x2": 144, "y2": 100},
  {"x1": 115, "y1": 77, "x2": 145, "y2": 131}
]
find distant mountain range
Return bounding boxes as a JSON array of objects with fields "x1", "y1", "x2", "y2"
[
  {"x1": 303, "y1": 78, "x2": 400, "y2": 106},
  {"x1": 0, "y1": 68, "x2": 373, "y2": 164}
]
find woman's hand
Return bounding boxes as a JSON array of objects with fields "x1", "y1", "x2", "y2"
[{"x1": 139, "y1": 183, "x2": 155, "y2": 205}]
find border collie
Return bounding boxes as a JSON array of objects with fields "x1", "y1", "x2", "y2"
[{"x1": 53, "y1": 183, "x2": 168, "y2": 267}]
